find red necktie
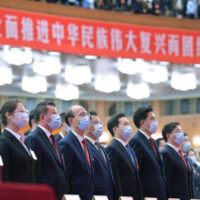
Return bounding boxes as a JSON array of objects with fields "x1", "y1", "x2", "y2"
[
  {"x1": 82, "y1": 139, "x2": 91, "y2": 166},
  {"x1": 149, "y1": 137, "x2": 158, "y2": 156},
  {"x1": 50, "y1": 135, "x2": 62, "y2": 163},
  {"x1": 178, "y1": 150, "x2": 189, "y2": 170}
]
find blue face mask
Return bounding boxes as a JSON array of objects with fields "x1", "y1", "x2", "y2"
[
  {"x1": 122, "y1": 126, "x2": 132, "y2": 140},
  {"x1": 93, "y1": 123, "x2": 103, "y2": 138},
  {"x1": 78, "y1": 115, "x2": 90, "y2": 131},
  {"x1": 182, "y1": 141, "x2": 191, "y2": 153},
  {"x1": 48, "y1": 114, "x2": 61, "y2": 130},
  {"x1": 149, "y1": 120, "x2": 158, "y2": 134},
  {"x1": 175, "y1": 131, "x2": 185, "y2": 145},
  {"x1": 14, "y1": 112, "x2": 29, "y2": 128}
]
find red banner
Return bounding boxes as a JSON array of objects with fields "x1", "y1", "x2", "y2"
[{"x1": 0, "y1": 8, "x2": 199, "y2": 64}]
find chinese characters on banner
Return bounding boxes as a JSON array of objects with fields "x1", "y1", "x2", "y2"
[{"x1": 0, "y1": 8, "x2": 199, "y2": 64}]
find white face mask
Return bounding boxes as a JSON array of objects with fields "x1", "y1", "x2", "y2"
[
  {"x1": 149, "y1": 120, "x2": 158, "y2": 134},
  {"x1": 48, "y1": 114, "x2": 61, "y2": 130},
  {"x1": 13, "y1": 112, "x2": 29, "y2": 128},
  {"x1": 93, "y1": 123, "x2": 103, "y2": 138}
]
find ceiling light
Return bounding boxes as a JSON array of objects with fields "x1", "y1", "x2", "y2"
[
  {"x1": 0, "y1": 65, "x2": 12, "y2": 86},
  {"x1": 84, "y1": 55, "x2": 97, "y2": 60},
  {"x1": 194, "y1": 64, "x2": 200, "y2": 68},
  {"x1": 94, "y1": 73, "x2": 120, "y2": 93},
  {"x1": 65, "y1": 64, "x2": 92, "y2": 85},
  {"x1": 171, "y1": 71, "x2": 197, "y2": 91},
  {"x1": 127, "y1": 82, "x2": 150, "y2": 99},
  {"x1": 117, "y1": 58, "x2": 145, "y2": 75},
  {"x1": 33, "y1": 55, "x2": 61, "y2": 76},
  {"x1": 3, "y1": 46, "x2": 32, "y2": 66},
  {"x1": 22, "y1": 75, "x2": 47, "y2": 93},
  {"x1": 55, "y1": 83, "x2": 79, "y2": 100},
  {"x1": 141, "y1": 64, "x2": 168, "y2": 84}
]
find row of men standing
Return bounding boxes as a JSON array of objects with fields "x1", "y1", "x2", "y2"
[{"x1": 0, "y1": 99, "x2": 194, "y2": 200}]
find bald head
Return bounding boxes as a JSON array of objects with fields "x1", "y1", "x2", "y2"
[{"x1": 65, "y1": 105, "x2": 90, "y2": 136}]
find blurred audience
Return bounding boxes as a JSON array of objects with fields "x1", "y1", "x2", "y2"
[{"x1": 30, "y1": 0, "x2": 200, "y2": 19}]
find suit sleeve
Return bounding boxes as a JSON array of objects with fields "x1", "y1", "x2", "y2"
[
  {"x1": 25, "y1": 136, "x2": 42, "y2": 182},
  {"x1": 106, "y1": 146, "x2": 122, "y2": 198},
  {"x1": 161, "y1": 151, "x2": 172, "y2": 197},
  {"x1": 0, "y1": 139, "x2": 10, "y2": 181}
]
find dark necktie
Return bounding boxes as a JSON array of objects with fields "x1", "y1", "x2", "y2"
[
  {"x1": 82, "y1": 139, "x2": 91, "y2": 166},
  {"x1": 178, "y1": 150, "x2": 189, "y2": 170},
  {"x1": 50, "y1": 135, "x2": 62, "y2": 163},
  {"x1": 126, "y1": 144, "x2": 136, "y2": 167},
  {"x1": 95, "y1": 141, "x2": 107, "y2": 164},
  {"x1": 149, "y1": 137, "x2": 158, "y2": 156}
]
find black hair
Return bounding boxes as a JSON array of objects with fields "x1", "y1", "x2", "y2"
[
  {"x1": 89, "y1": 111, "x2": 98, "y2": 119},
  {"x1": 1, "y1": 99, "x2": 22, "y2": 126},
  {"x1": 107, "y1": 112, "x2": 125, "y2": 136},
  {"x1": 34, "y1": 101, "x2": 56, "y2": 123},
  {"x1": 133, "y1": 105, "x2": 153, "y2": 128},
  {"x1": 162, "y1": 122, "x2": 180, "y2": 142}
]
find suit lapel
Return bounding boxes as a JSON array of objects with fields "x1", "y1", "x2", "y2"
[
  {"x1": 167, "y1": 145, "x2": 188, "y2": 170},
  {"x1": 3, "y1": 130, "x2": 31, "y2": 158},
  {"x1": 70, "y1": 132, "x2": 92, "y2": 171},
  {"x1": 114, "y1": 139, "x2": 136, "y2": 170},
  {"x1": 37, "y1": 127, "x2": 63, "y2": 167}
]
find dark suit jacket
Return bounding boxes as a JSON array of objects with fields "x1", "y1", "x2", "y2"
[
  {"x1": 0, "y1": 129, "x2": 35, "y2": 183},
  {"x1": 58, "y1": 131, "x2": 94, "y2": 200},
  {"x1": 25, "y1": 126, "x2": 68, "y2": 200},
  {"x1": 106, "y1": 139, "x2": 143, "y2": 200},
  {"x1": 129, "y1": 131, "x2": 167, "y2": 200},
  {"x1": 54, "y1": 134, "x2": 63, "y2": 142},
  {"x1": 161, "y1": 145, "x2": 193, "y2": 200},
  {"x1": 86, "y1": 139, "x2": 115, "y2": 200}
]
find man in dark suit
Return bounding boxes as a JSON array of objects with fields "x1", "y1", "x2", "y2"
[
  {"x1": 54, "y1": 112, "x2": 70, "y2": 142},
  {"x1": 25, "y1": 101, "x2": 68, "y2": 200},
  {"x1": 129, "y1": 105, "x2": 167, "y2": 200},
  {"x1": 106, "y1": 113, "x2": 143, "y2": 200},
  {"x1": 86, "y1": 111, "x2": 115, "y2": 200},
  {"x1": 0, "y1": 99, "x2": 35, "y2": 183},
  {"x1": 161, "y1": 122, "x2": 193, "y2": 200},
  {"x1": 58, "y1": 105, "x2": 94, "y2": 200}
]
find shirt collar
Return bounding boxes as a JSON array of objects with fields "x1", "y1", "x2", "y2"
[
  {"x1": 139, "y1": 129, "x2": 151, "y2": 140},
  {"x1": 38, "y1": 125, "x2": 52, "y2": 138},
  {"x1": 5, "y1": 128, "x2": 21, "y2": 141},
  {"x1": 115, "y1": 138, "x2": 127, "y2": 147},
  {"x1": 85, "y1": 136, "x2": 96, "y2": 145},
  {"x1": 59, "y1": 132, "x2": 65, "y2": 138},
  {"x1": 71, "y1": 129, "x2": 85, "y2": 143},
  {"x1": 167, "y1": 143, "x2": 180, "y2": 152}
]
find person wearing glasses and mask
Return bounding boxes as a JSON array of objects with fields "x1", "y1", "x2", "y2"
[
  {"x1": 59, "y1": 105, "x2": 94, "y2": 200},
  {"x1": 161, "y1": 122, "x2": 193, "y2": 200},
  {"x1": 129, "y1": 105, "x2": 167, "y2": 200},
  {"x1": 0, "y1": 99, "x2": 36, "y2": 183},
  {"x1": 106, "y1": 113, "x2": 143, "y2": 200},
  {"x1": 85, "y1": 111, "x2": 115, "y2": 200},
  {"x1": 25, "y1": 101, "x2": 68, "y2": 200}
]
